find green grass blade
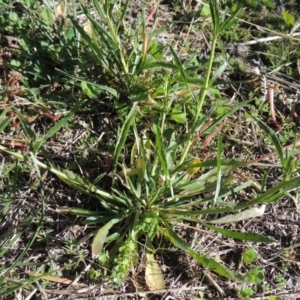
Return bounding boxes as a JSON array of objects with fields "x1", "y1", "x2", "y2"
[
  {"x1": 116, "y1": 0, "x2": 130, "y2": 30},
  {"x1": 0, "y1": 145, "x2": 24, "y2": 160},
  {"x1": 205, "y1": 99, "x2": 252, "y2": 132},
  {"x1": 84, "y1": 12, "x2": 116, "y2": 53},
  {"x1": 0, "y1": 231, "x2": 23, "y2": 259},
  {"x1": 173, "y1": 158, "x2": 245, "y2": 175},
  {"x1": 14, "y1": 110, "x2": 36, "y2": 142},
  {"x1": 0, "y1": 112, "x2": 12, "y2": 132},
  {"x1": 0, "y1": 276, "x2": 41, "y2": 297},
  {"x1": 142, "y1": 61, "x2": 179, "y2": 71},
  {"x1": 169, "y1": 46, "x2": 188, "y2": 86},
  {"x1": 220, "y1": 4, "x2": 242, "y2": 31},
  {"x1": 161, "y1": 206, "x2": 238, "y2": 217},
  {"x1": 213, "y1": 135, "x2": 222, "y2": 206},
  {"x1": 174, "y1": 181, "x2": 252, "y2": 206},
  {"x1": 55, "y1": 69, "x2": 118, "y2": 97},
  {"x1": 235, "y1": 175, "x2": 300, "y2": 210},
  {"x1": 16, "y1": 110, "x2": 76, "y2": 154},
  {"x1": 42, "y1": 109, "x2": 75, "y2": 142},
  {"x1": 68, "y1": 15, "x2": 105, "y2": 60},
  {"x1": 56, "y1": 206, "x2": 102, "y2": 217},
  {"x1": 209, "y1": 0, "x2": 220, "y2": 36},
  {"x1": 188, "y1": 247, "x2": 244, "y2": 282},
  {"x1": 159, "y1": 223, "x2": 188, "y2": 251},
  {"x1": 176, "y1": 165, "x2": 236, "y2": 192},
  {"x1": 153, "y1": 123, "x2": 169, "y2": 179},
  {"x1": 93, "y1": 0, "x2": 107, "y2": 24},
  {"x1": 210, "y1": 60, "x2": 228, "y2": 84},
  {"x1": 203, "y1": 223, "x2": 275, "y2": 242},
  {"x1": 0, "y1": 282, "x2": 26, "y2": 297},
  {"x1": 113, "y1": 102, "x2": 138, "y2": 172},
  {"x1": 160, "y1": 222, "x2": 245, "y2": 282}
]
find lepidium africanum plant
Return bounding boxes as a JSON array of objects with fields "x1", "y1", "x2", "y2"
[{"x1": 2, "y1": 0, "x2": 300, "y2": 291}]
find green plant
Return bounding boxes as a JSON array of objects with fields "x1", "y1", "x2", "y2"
[
  {"x1": 238, "y1": 285, "x2": 254, "y2": 299},
  {"x1": 268, "y1": 296, "x2": 283, "y2": 300},
  {"x1": 66, "y1": 0, "x2": 170, "y2": 109},
  {"x1": 237, "y1": 250, "x2": 264, "y2": 299},
  {"x1": 2, "y1": 0, "x2": 300, "y2": 289},
  {"x1": 2, "y1": 0, "x2": 300, "y2": 297},
  {"x1": 243, "y1": 247, "x2": 259, "y2": 264},
  {"x1": 275, "y1": 272, "x2": 287, "y2": 289}
]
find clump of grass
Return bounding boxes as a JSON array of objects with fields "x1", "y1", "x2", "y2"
[{"x1": 1, "y1": 0, "x2": 300, "y2": 298}]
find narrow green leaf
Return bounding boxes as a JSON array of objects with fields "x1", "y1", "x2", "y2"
[
  {"x1": 0, "y1": 231, "x2": 23, "y2": 258},
  {"x1": 54, "y1": 169, "x2": 118, "y2": 211},
  {"x1": 84, "y1": 11, "x2": 115, "y2": 51},
  {"x1": 161, "y1": 206, "x2": 235, "y2": 217},
  {"x1": 55, "y1": 69, "x2": 118, "y2": 97},
  {"x1": 235, "y1": 176, "x2": 300, "y2": 211},
  {"x1": 153, "y1": 124, "x2": 169, "y2": 179},
  {"x1": 203, "y1": 223, "x2": 275, "y2": 242},
  {"x1": 142, "y1": 61, "x2": 178, "y2": 71},
  {"x1": 93, "y1": 0, "x2": 106, "y2": 20},
  {"x1": 160, "y1": 223, "x2": 244, "y2": 282},
  {"x1": 42, "y1": 110, "x2": 75, "y2": 142},
  {"x1": 0, "y1": 145, "x2": 24, "y2": 160},
  {"x1": 261, "y1": 171, "x2": 268, "y2": 192},
  {"x1": 126, "y1": 174, "x2": 141, "y2": 200},
  {"x1": 0, "y1": 114, "x2": 12, "y2": 133},
  {"x1": 220, "y1": 5, "x2": 242, "y2": 31},
  {"x1": 209, "y1": 0, "x2": 220, "y2": 35},
  {"x1": 169, "y1": 46, "x2": 187, "y2": 84},
  {"x1": 0, "y1": 199, "x2": 45, "y2": 280},
  {"x1": 14, "y1": 111, "x2": 36, "y2": 141},
  {"x1": 171, "y1": 182, "x2": 251, "y2": 207},
  {"x1": 116, "y1": 0, "x2": 130, "y2": 30},
  {"x1": 173, "y1": 159, "x2": 245, "y2": 175},
  {"x1": 206, "y1": 99, "x2": 252, "y2": 132},
  {"x1": 188, "y1": 248, "x2": 244, "y2": 281},
  {"x1": 30, "y1": 152, "x2": 41, "y2": 179},
  {"x1": 159, "y1": 223, "x2": 188, "y2": 251},
  {"x1": 0, "y1": 282, "x2": 26, "y2": 297},
  {"x1": 211, "y1": 60, "x2": 228, "y2": 83},
  {"x1": 213, "y1": 135, "x2": 222, "y2": 206},
  {"x1": 56, "y1": 206, "x2": 100, "y2": 216},
  {"x1": 69, "y1": 14, "x2": 107, "y2": 56},
  {"x1": 113, "y1": 102, "x2": 137, "y2": 171}
]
